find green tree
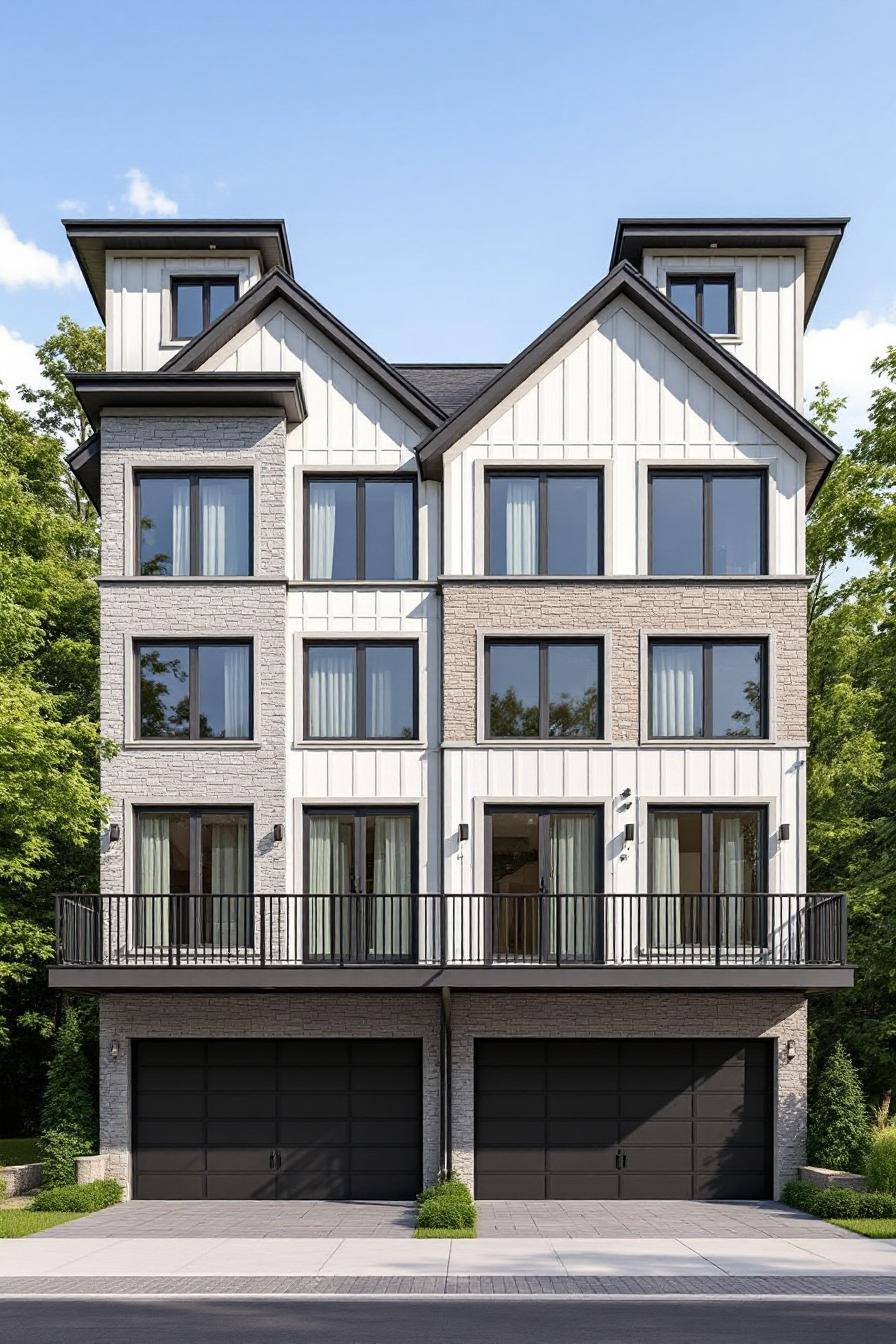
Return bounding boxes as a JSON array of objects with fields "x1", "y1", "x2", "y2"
[
  {"x1": 806, "y1": 1041, "x2": 870, "y2": 1172},
  {"x1": 39, "y1": 1004, "x2": 97, "y2": 1185}
]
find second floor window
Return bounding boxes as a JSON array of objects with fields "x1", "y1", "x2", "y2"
[
  {"x1": 649, "y1": 470, "x2": 765, "y2": 576},
  {"x1": 172, "y1": 277, "x2": 239, "y2": 340},
  {"x1": 305, "y1": 641, "x2": 417, "y2": 740},
  {"x1": 485, "y1": 638, "x2": 602, "y2": 739},
  {"x1": 137, "y1": 640, "x2": 252, "y2": 740},
  {"x1": 487, "y1": 470, "x2": 602, "y2": 575},
  {"x1": 649, "y1": 639, "x2": 766, "y2": 739},
  {"x1": 137, "y1": 472, "x2": 252, "y2": 576},
  {"x1": 667, "y1": 275, "x2": 735, "y2": 334},
  {"x1": 305, "y1": 476, "x2": 416, "y2": 580}
]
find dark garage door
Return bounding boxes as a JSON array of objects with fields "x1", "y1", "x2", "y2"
[
  {"x1": 133, "y1": 1038, "x2": 422, "y2": 1200},
  {"x1": 475, "y1": 1038, "x2": 771, "y2": 1200}
]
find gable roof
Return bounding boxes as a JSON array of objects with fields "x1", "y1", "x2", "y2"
[
  {"x1": 162, "y1": 267, "x2": 445, "y2": 431},
  {"x1": 415, "y1": 261, "x2": 839, "y2": 502},
  {"x1": 394, "y1": 364, "x2": 505, "y2": 416}
]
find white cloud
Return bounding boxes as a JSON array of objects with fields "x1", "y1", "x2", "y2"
[
  {"x1": 0, "y1": 324, "x2": 45, "y2": 410},
  {"x1": 57, "y1": 198, "x2": 87, "y2": 215},
  {"x1": 804, "y1": 309, "x2": 896, "y2": 447},
  {"x1": 122, "y1": 168, "x2": 178, "y2": 217},
  {"x1": 0, "y1": 215, "x2": 79, "y2": 288}
]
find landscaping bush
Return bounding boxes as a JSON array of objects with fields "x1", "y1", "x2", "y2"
[
  {"x1": 416, "y1": 1176, "x2": 474, "y2": 1210},
  {"x1": 783, "y1": 1179, "x2": 896, "y2": 1220},
  {"x1": 0, "y1": 1177, "x2": 5, "y2": 1201},
  {"x1": 806, "y1": 1041, "x2": 870, "y2": 1173},
  {"x1": 865, "y1": 1129, "x2": 896, "y2": 1194},
  {"x1": 417, "y1": 1191, "x2": 476, "y2": 1229},
  {"x1": 39, "y1": 1009, "x2": 97, "y2": 1187},
  {"x1": 30, "y1": 1180, "x2": 122, "y2": 1213},
  {"x1": 39, "y1": 1128, "x2": 89, "y2": 1190}
]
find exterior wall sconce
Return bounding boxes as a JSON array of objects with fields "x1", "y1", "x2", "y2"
[
  {"x1": 624, "y1": 823, "x2": 635, "y2": 844},
  {"x1": 786, "y1": 1039, "x2": 796, "y2": 1061},
  {"x1": 458, "y1": 823, "x2": 469, "y2": 842},
  {"x1": 110, "y1": 1039, "x2": 120, "y2": 1061},
  {"x1": 109, "y1": 823, "x2": 121, "y2": 843},
  {"x1": 273, "y1": 824, "x2": 284, "y2": 842},
  {"x1": 779, "y1": 823, "x2": 790, "y2": 842}
]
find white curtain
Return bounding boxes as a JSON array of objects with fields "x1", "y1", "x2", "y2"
[
  {"x1": 651, "y1": 645, "x2": 701, "y2": 737},
  {"x1": 139, "y1": 815, "x2": 170, "y2": 948},
  {"x1": 651, "y1": 815, "x2": 682, "y2": 949},
  {"x1": 209, "y1": 819, "x2": 250, "y2": 947},
  {"x1": 307, "y1": 816, "x2": 351, "y2": 957},
  {"x1": 170, "y1": 479, "x2": 190, "y2": 576},
  {"x1": 367, "y1": 659, "x2": 395, "y2": 737},
  {"x1": 308, "y1": 485, "x2": 337, "y2": 579},
  {"x1": 223, "y1": 646, "x2": 250, "y2": 738},
  {"x1": 505, "y1": 478, "x2": 538, "y2": 575},
  {"x1": 308, "y1": 649, "x2": 355, "y2": 737},
  {"x1": 371, "y1": 815, "x2": 412, "y2": 956},
  {"x1": 392, "y1": 485, "x2": 414, "y2": 580},
  {"x1": 550, "y1": 815, "x2": 594, "y2": 959},
  {"x1": 200, "y1": 479, "x2": 244, "y2": 576},
  {"x1": 717, "y1": 815, "x2": 750, "y2": 946}
]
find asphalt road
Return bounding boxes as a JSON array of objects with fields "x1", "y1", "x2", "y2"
[{"x1": 1, "y1": 1297, "x2": 895, "y2": 1344}]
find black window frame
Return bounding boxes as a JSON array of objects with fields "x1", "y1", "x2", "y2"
[
  {"x1": 135, "y1": 638, "x2": 254, "y2": 742},
  {"x1": 134, "y1": 804, "x2": 254, "y2": 895},
  {"x1": 303, "y1": 639, "x2": 419, "y2": 742},
  {"x1": 303, "y1": 473, "x2": 419, "y2": 581},
  {"x1": 647, "y1": 637, "x2": 768, "y2": 741},
  {"x1": 647, "y1": 804, "x2": 768, "y2": 893},
  {"x1": 666, "y1": 273, "x2": 736, "y2": 334},
  {"x1": 484, "y1": 637, "x2": 604, "y2": 740},
  {"x1": 484, "y1": 468, "x2": 604, "y2": 576},
  {"x1": 302, "y1": 805, "x2": 420, "y2": 896},
  {"x1": 647, "y1": 468, "x2": 768, "y2": 576},
  {"x1": 171, "y1": 276, "x2": 240, "y2": 340},
  {"x1": 135, "y1": 469, "x2": 254, "y2": 577}
]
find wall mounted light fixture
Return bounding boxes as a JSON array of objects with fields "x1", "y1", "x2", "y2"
[
  {"x1": 624, "y1": 823, "x2": 635, "y2": 844},
  {"x1": 273, "y1": 824, "x2": 284, "y2": 842},
  {"x1": 458, "y1": 823, "x2": 469, "y2": 842},
  {"x1": 786, "y1": 1039, "x2": 796, "y2": 1061},
  {"x1": 108, "y1": 823, "x2": 121, "y2": 843},
  {"x1": 779, "y1": 823, "x2": 790, "y2": 842},
  {"x1": 110, "y1": 1039, "x2": 120, "y2": 1061}
]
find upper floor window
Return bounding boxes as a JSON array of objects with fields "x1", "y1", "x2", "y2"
[
  {"x1": 648, "y1": 470, "x2": 765, "y2": 576},
  {"x1": 486, "y1": 470, "x2": 602, "y2": 576},
  {"x1": 137, "y1": 640, "x2": 252, "y2": 740},
  {"x1": 485, "y1": 638, "x2": 602, "y2": 739},
  {"x1": 648, "y1": 639, "x2": 766, "y2": 740},
  {"x1": 136, "y1": 472, "x2": 252, "y2": 576},
  {"x1": 171, "y1": 277, "x2": 239, "y2": 340},
  {"x1": 305, "y1": 476, "x2": 416, "y2": 581},
  {"x1": 666, "y1": 275, "x2": 735, "y2": 335},
  {"x1": 305, "y1": 641, "x2": 417, "y2": 740}
]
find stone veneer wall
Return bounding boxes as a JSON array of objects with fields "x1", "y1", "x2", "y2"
[
  {"x1": 449, "y1": 991, "x2": 807, "y2": 1199},
  {"x1": 442, "y1": 581, "x2": 808, "y2": 744}
]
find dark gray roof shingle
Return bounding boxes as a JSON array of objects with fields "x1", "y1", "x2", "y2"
[{"x1": 393, "y1": 364, "x2": 504, "y2": 416}]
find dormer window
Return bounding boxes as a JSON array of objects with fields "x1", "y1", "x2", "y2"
[
  {"x1": 171, "y1": 277, "x2": 239, "y2": 340},
  {"x1": 667, "y1": 275, "x2": 735, "y2": 335}
]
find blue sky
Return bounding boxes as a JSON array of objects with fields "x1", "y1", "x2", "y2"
[{"x1": 1, "y1": 0, "x2": 895, "y2": 440}]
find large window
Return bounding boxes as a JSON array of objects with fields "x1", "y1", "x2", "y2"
[
  {"x1": 486, "y1": 470, "x2": 602, "y2": 576},
  {"x1": 649, "y1": 470, "x2": 765, "y2": 576},
  {"x1": 648, "y1": 639, "x2": 766, "y2": 739},
  {"x1": 172, "y1": 277, "x2": 239, "y2": 340},
  {"x1": 136, "y1": 472, "x2": 252, "y2": 577},
  {"x1": 136, "y1": 806, "x2": 252, "y2": 949},
  {"x1": 305, "y1": 475, "x2": 416, "y2": 580},
  {"x1": 485, "y1": 639, "x2": 602, "y2": 739},
  {"x1": 666, "y1": 275, "x2": 735, "y2": 335},
  {"x1": 305, "y1": 641, "x2": 417, "y2": 740},
  {"x1": 137, "y1": 640, "x2": 252, "y2": 740}
]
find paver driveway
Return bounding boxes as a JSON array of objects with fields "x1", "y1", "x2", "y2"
[
  {"x1": 475, "y1": 1199, "x2": 854, "y2": 1238},
  {"x1": 35, "y1": 1200, "x2": 417, "y2": 1238}
]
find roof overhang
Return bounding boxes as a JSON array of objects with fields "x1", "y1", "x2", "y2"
[
  {"x1": 63, "y1": 219, "x2": 293, "y2": 317},
  {"x1": 611, "y1": 217, "x2": 848, "y2": 324},
  {"x1": 416, "y1": 261, "x2": 839, "y2": 503},
  {"x1": 66, "y1": 431, "x2": 101, "y2": 512}
]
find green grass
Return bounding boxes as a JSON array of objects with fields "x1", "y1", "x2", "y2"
[
  {"x1": 414, "y1": 1227, "x2": 477, "y2": 1239},
  {"x1": 0, "y1": 1139, "x2": 40, "y2": 1167},
  {"x1": 0, "y1": 1211, "x2": 83, "y2": 1239},
  {"x1": 831, "y1": 1218, "x2": 896, "y2": 1238}
]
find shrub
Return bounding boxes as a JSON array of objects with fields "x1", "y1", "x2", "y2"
[
  {"x1": 39, "y1": 1128, "x2": 91, "y2": 1189},
  {"x1": 0, "y1": 1177, "x2": 5, "y2": 1200},
  {"x1": 416, "y1": 1176, "x2": 474, "y2": 1209},
  {"x1": 782, "y1": 1179, "x2": 896, "y2": 1220},
  {"x1": 39, "y1": 1009, "x2": 97, "y2": 1188},
  {"x1": 806, "y1": 1041, "x2": 870, "y2": 1173},
  {"x1": 30, "y1": 1180, "x2": 122, "y2": 1213},
  {"x1": 866, "y1": 1129, "x2": 896, "y2": 1194},
  {"x1": 417, "y1": 1192, "x2": 476, "y2": 1229}
]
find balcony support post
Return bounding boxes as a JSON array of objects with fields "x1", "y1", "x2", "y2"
[
  {"x1": 440, "y1": 986, "x2": 452, "y2": 1180},
  {"x1": 840, "y1": 892, "x2": 848, "y2": 966}
]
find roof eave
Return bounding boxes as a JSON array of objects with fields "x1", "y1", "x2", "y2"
[
  {"x1": 68, "y1": 371, "x2": 307, "y2": 433},
  {"x1": 66, "y1": 431, "x2": 101, "y2": 513}
]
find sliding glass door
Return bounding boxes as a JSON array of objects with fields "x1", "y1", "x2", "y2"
[
  {"x1": 486, "y1": 807, "x2": 602, "y2": 962},
  {"x1": 648, "y1": 807, "x2": 765, "y2": 955},
  {"x1": 304, "y1": 808, "x2": 416, "y2": 962}
]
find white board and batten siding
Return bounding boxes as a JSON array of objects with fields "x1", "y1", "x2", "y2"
[{"x1": 443, "y1": 295, "x2": 806, "y2": 576}]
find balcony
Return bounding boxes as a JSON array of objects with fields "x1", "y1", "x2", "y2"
[{"x1": 51, "y1": 892, "x2": 852, "y2": 992}]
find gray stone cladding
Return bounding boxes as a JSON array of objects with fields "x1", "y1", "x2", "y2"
[
  {"x1": 99, "y1": 993, "x2": 441, "y2": 1197},
  {"x1": 442, "y1": 580, "x2": 808, "y2": 744},
  {"x1": 449, "y1": 991, "x2": 808, "y2": 1199}
]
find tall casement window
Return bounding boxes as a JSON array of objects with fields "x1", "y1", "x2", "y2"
[
  {"x1": 305, "y1": 475, "x2": 416, "y2": 580},
  {"x1": 486, "y1": 470, "x2": 603, "y2": 576},
  {"x1": 136, "y1": 806, "x2": 252, "y2": 950},
  {"x1": 305, "y1": 807, "x2": 417, "y2": 962},
  {"x1": 666, "y1": 275, "x2": 736, "y2": 335},
  {"x1": 648, "y1": 639, "x2": 766, "y2": 740},
  {"x1": 485, "y1": 638, "x2": 603, "y2": 739},
  {"x1": 136, "y1": 472, "x2": 252, "y2": 577},
  {"x1": 648, "y1": 469, "x2": 766, "y2": 576},
  {"x1": 304, "y1": 641, "x2": 417, "y2": 741},
  {"x1": 171, "y1": 277, "x2": 239, "y2": 340},
  {"x1": 648, "y1": 806, "x2": 765, "y2": 951},
  {"x1": 485, "y1": 806, "x2": 603, "y2": 963},
  {"x1": 136, "y1": 641, "x2": 252, "y2": 740}
]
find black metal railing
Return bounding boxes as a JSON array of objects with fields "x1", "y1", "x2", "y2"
[{"x1": 55, "y1": 892, "x2": 847, "y2": 969}]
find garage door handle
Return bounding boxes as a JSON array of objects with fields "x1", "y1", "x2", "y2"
[
  {"x1": 269, "y1": 1151, "x2": 276, "y2": 1169},
  {"x1": 615, "y1": 1150, "x2": 627, "y2": 1169}
]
